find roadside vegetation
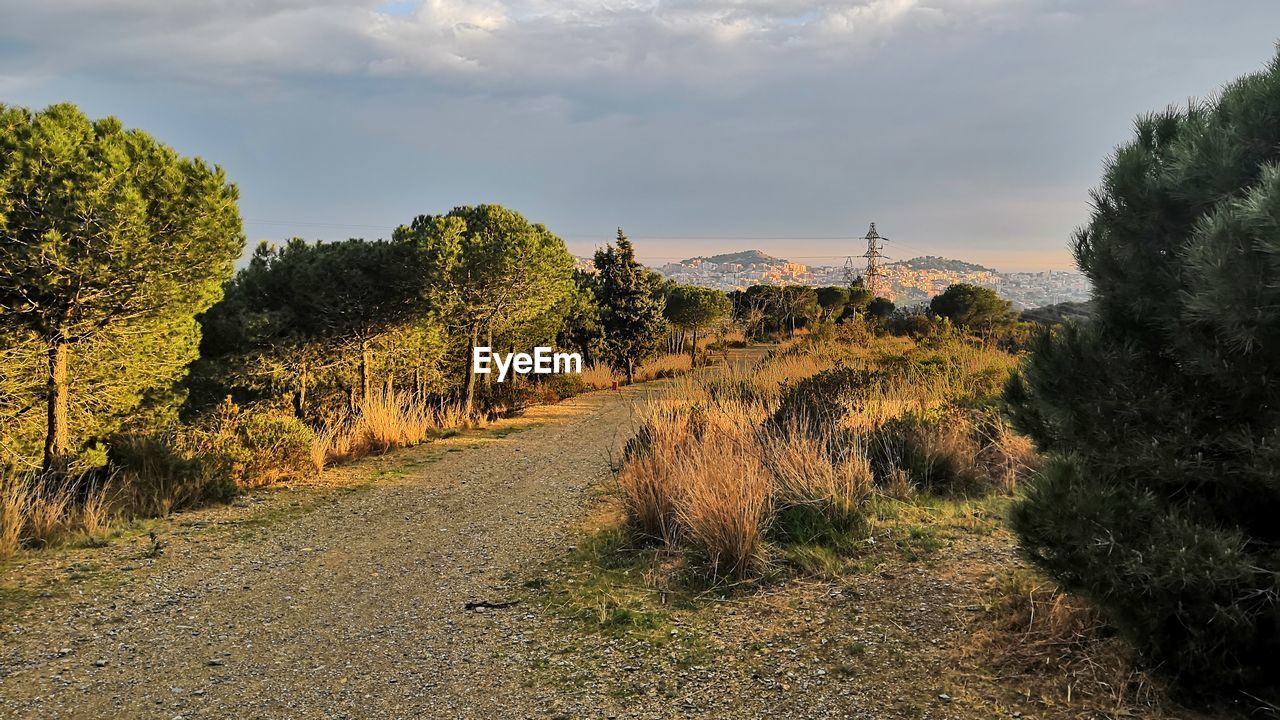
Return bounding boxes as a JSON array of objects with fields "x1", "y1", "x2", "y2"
[{"x1": 0, "y1": 106, "x2": 697, "y2": 560}]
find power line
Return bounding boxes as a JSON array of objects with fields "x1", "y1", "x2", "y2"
[{"x1": 241, "y1": 217, "x2": 937, "y2": 258}]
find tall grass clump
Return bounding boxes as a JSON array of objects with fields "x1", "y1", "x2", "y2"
[{"x1": 0, "y1": 472, "x2": 115, "y2": 557}]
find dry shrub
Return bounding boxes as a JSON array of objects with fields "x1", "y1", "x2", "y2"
[{"x1": 110, "y1": 431, "x2": 210, "y2": 516}]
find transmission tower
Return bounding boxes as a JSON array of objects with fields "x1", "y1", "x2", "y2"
[
  {"x1": 860, "y1": 222, "x2": 889, "y2": 296},
  {"x1": 842, "y1": 255, "x2": 860, "y2": 287}
]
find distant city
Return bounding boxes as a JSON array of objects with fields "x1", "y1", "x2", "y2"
[{"x1": 574, "y1": 249, "x2": 1091, "y2": 310}]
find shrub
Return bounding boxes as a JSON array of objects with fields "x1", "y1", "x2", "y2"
[
  {"x1": 769, "y1": 365, "x2": 880, "y2": 437},
  {"x1": 111, "y1": 400, "x2": 318, "y2": 516},
  {"x1": 1005, "y1": 53, "x2": 1280, "y2": 701},
  {"x1": 869, "y1": 408, "x2": 1036, "y2": 496},
  {"x1": 110, "y1": 431, "x2": 215, "y2": 516}
]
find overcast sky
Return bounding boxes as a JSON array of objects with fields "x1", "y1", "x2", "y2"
[{"x1": 2, "y1": 1, "x2": 1277, "y2": 270}]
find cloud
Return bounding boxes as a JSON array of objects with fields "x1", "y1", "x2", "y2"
[
  {"x1": 2, "y1": 0, "x2": 1277, "y2": 271},
  {"x1": 0, "y1": 0, "x2": 1023, "y2": 101}
]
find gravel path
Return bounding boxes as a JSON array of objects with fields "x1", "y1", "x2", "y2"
[{"x1": 0, "y1": 384, "x2": 652, "y2": 720}]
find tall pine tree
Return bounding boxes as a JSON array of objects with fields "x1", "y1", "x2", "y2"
[
  {"x1": 1005, "y1": 53, "x2": 1280, "y2": 701},
  {"x1": 0, "y1": 103, "x2": 242, "y2": 474},
  {"x1": 594, "y1": 228, "x2": 665, "y2": 383}
]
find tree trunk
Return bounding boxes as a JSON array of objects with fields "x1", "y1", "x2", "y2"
[
  {"x1": 359, "y1": 340, "x2": 372, "y2": 403},
  {"x1": 384, "y1": 375, "x2": 394, "y2": 398},
  {"x1": 42, "y1": 339, "x2": 70, "y2": 476},
  {"x1": 464, "y1": 324, "x2": 479, "y2": 414},
  {"x1": 625, "y1": 359, "x2": 635, "y2": 385},
  {"x1": 294, "y1": 364, "x2": 308, "y2": 419},
  {"x1": 482, "y1": 324, "x2": 494, "y2": 388},
  {"x1": 690, "y1": 327, "x2": 699, "y2": 365}
]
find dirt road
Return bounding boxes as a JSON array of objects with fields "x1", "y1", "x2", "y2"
[{"x1": 0, "y1": 384, "x2": 654, "y2": 719}]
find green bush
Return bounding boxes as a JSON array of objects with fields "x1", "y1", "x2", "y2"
[
  {"x1": 110, "y1": 401, "x2": 317, "y2": 515},
  {"x1": 1005, "y1": 53, "x2": 1280, "y2": 701},
  {"x1": 769, "y1": 365, "x2": 880, "y2": 437},
  {"x1": 205, "y1": 407, "x2": 317, "y2": 489}
]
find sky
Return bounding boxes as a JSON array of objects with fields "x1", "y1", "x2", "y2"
[{"x1": 1, "y1": 1, "x2": 1278, "y2": 271}]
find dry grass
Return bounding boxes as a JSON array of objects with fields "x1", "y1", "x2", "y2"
[
  {"x1": 634, "y1": 353, "x2": 694, "y2": 382},
  {"x1": 614, "y1": 335, "x2": 1029, "y2": 579},
  {"x1": 760, "y1": 423, "x2": 873, "y2": 520},
  {"x1": 0, "y1": 474, "x2": 30, "y2": 559},
  {"x1": 352, "y1": 391, "x2": 435, "y2": 453},
  {"x1": 970, "y1": 569, "x2": 1175, "y2": 716},
  {"x1": 316, "y1": 394, "x2": 481, "y2": 467},
  {"x1": 579, "y1": 363, "x2": 617, "y2": 391},
  {"x1": 0, "y1": 473, "x2": 115, "y2": 557},
  {"x1": 673, "y1": 430, "x2": 770, "y2": 580}
]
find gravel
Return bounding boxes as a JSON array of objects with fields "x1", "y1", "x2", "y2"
[{"x1": 0, "y1": 385, "x2": 649, "y2": 720}]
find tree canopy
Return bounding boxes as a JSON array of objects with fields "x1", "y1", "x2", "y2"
[
  {"x1": 664, "y1": 285, "x2": 731, "y2": 360},
  {"x1": 929, "y1": 283, "x2": 1013, "y2": 335},
  {"x1": 1005, "y1": 52, "x2": 1280, "y2": 700},
  {"x1": 0, "y1": 103, "x2": 243, "y2": 473},
  {"x1": 594, "y1": 228, "x2": 666, "y2": 382},
  {"x1": 396, "y1": 204, "x2": 575, "y2": 411}
]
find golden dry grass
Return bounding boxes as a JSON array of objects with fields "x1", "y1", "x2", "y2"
[
  {"x1": 316, "y1": 394, "x2": 481, "y2": 467},
  {"x1": 614, "y1": 335, "x2": 1029, "y2": 579},
  {"x1": 634, "y1": 353, "x2": 693, "y2": 382},
  {"x1": 969, "y1": 569, "x2": 1175, "y2": 716},
  {"x1": 0, "y1": 474, "x2": 115, "y2": 557},
  {"x1": 579, "y1": 363, "x2": 617, "y2": 390}
]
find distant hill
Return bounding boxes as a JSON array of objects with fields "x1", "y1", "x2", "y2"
[
  {"x1": 681, "y1": 250, "x2": 785, "y2": 266},
  {"x1": 891, "y1": 255, "x2": 995, "y2": 273}
]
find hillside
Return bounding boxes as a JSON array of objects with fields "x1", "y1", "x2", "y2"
[
  {"x1": 891, "y1": 255, "x2": 995, "y2": 273},
  {"x1": 680, "y1": 249, "x2": 785, "y2": 266}
]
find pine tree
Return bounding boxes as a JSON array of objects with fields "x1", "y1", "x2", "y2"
[
  {"x1": 929, "y1": 283, "x2": 1013, "y2": 336},
  {"x1": 594, "y1": 228, "x2": 665, "y2": 383},
  {"x1": 1005, "y1": 54, "x2": 1280, "y2": 700},
  {"x1": 0, "y1": 103, "x2": 242, "y2": 474},
  {"x1": 398, "y1": 205, "x2": 574, "y2": 412}
]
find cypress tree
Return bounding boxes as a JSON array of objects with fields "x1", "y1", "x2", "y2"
[
  {"x1": 1005, "y1": 53, "x2": 1280, "y2": 701},
  {"x1": 594, "y1": 228, "x2": 665, "y2": 383}
]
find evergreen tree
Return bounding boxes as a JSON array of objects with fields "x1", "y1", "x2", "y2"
[
  {"x1": 929, "y1": 283, "x2": 1013, "y2": 336},
  {"x1": 841, "y1": 277, "x2": 875, "y2": 321},
  {"x1": 815, "y1": 286, "x2": 850, "y2": 322},
  {"x1": 397, "y1": 205, "x2": 574, "y2": 412},
  {"x1": 866, "y1": 297, "x2": 895, "y2": 321},
  {"x1": 195, "y1": 237, "x2": 427, "y2": 416},
  {"x1": 1005, "y1": 54, "x2": 1280, "y2": 700},
  {"x1": 0, "y1": 103, "x2": 242, "y2": 474},
  {"x1": 664, "y1": 285, "x2": 731, "y2": 362},
  {"x1": 594, "y1": 228, "x2": 665, "y2": 383}
]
